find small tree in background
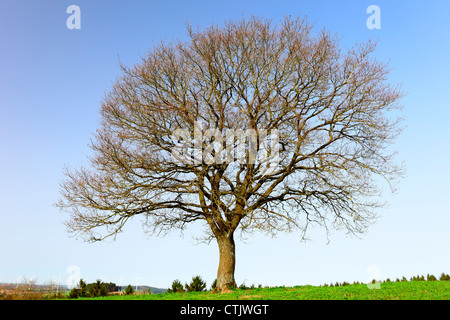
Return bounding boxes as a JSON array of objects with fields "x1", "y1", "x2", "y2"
[
  {"x1": 167, "y1": 279, "x2": 185, "y2": 293},
  {"x1": 211, "y1": 278, "x2": 217, "y2": 290},
  {"x1": 124, "y1": 284, "x2": 135, "y2": 295},
  {"x1": 104, "y1": 282, "x2": 119, "y2": 292},
  {"x1": 210, "y1": 279, "x2": 217, "y2": 291},
  {"x1": 79, "y1": 279, "x2": 87, "y2": 297},
  {"x1": 68, "y1": 278, "x2": 88, "y2": 299},
  {"x1": 440, "y1": 273, "x2": 450, "y2": 281},
  {"x1": 426, "y1": 274, "x2": 437, "y2": 281},
  {"x1": 185, "y1": 275, "x2": 207, "y2": 292},
  {"x1": 87, "y1": 279, "x2": 108, "y2": 297}
]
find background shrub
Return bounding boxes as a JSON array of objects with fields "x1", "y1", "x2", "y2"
[
  {"x1": 185, "y1": 275, "x2": 207, "y2": 292},
  {"x1": 68, "y1": 279, "x2": 88, "y2": 299},
  {"x1": 440, "y1": 273, "x2": 450, "y2": 281},
  {"x1": 124, "y1": 284, "x2": 135, "y2": 295},
  {"x1": 210, "y1": 279, "x2": 217, "y2": 291},
  {"x1": 427, "y1": 274, "x2": 437, "y2": 281},
  {"x1": 167, "y1": 279, "x2": 185, "y2": 293},
  {"x1": 86, "y1": 279, "x2": 108, "y2": 297}
]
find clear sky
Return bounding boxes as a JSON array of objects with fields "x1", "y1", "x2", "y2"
[{"x1": 1, "y1": 0, "x2": 449, "y2": 289}]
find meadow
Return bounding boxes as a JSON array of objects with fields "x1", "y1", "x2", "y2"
[
  {"x1": 3, "y1": 273, "x2": 450, "y2": 300},
  {"x1": 81, "y1": 281, "x2": 450, "y2": 300}
]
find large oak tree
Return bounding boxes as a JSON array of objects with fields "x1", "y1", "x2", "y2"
[{"x1": 57, "y1": 16, "x2": 404, "y2": 292}]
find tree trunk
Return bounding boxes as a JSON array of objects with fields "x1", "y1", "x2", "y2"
[{"x1": 215, "y1": 233, "x2": 237, "y2": 292}]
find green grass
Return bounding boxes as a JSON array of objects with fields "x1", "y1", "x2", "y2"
[{"x1": 79, "y1": 281, "x2": 450, "y2": 300}]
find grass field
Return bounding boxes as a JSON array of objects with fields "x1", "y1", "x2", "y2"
[{"x1": 80, "y1": 281, "x2": 450, "y2": 300}]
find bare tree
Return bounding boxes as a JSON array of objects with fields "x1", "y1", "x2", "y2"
[{"x1": 56, "y1": 16, "x2": 404, "y2": 292}]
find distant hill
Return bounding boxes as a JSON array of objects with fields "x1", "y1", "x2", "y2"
[
  {"x1": 1, "y1": 283, "x2": 167, "y2": 294},
  {"x1": 117, "y1": 285, "x2": 167, "y2": 294}
]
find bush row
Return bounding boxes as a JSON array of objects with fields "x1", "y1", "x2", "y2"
[
  {"x1": 168, "y1": 272, "x2": 450, "y2": 293},
  {"x1": 68, "y1": 279, "x2": 141, "y2": 299},
  {"x1": 321, "y1": 273, "x2": 450, "y2": 287},
  {"x1": 168, "y1": 276, "x2": 266, "y2": 292},
  {"x1": 167, "y1": 275, "x2": 207, "y2": 293}
]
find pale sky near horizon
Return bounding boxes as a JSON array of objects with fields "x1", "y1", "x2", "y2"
[{"x1": 1, "y1": 0, "x2": 450, "y2": 289}]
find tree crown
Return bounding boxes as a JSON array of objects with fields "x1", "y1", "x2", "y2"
[{"x1": 56, "y1": 15, "x2": 404, "y2": 243}]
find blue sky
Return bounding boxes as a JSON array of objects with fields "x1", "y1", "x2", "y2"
[{"x1": 1, "y1": 0, "x2": 449, "y2": 289}]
